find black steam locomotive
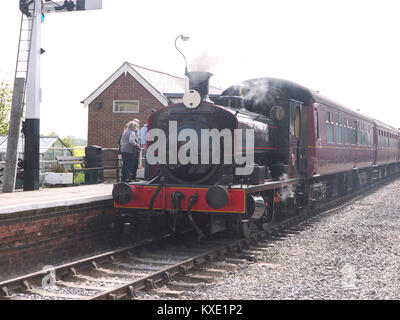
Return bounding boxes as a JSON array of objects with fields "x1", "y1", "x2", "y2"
[{"x1": 113, "y1": 71, "x2": 400, "y2": 238}]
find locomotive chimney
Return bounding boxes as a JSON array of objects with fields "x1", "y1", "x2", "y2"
[{"x1": 187, "y1": 71, "x2": 213, "y2": 102}]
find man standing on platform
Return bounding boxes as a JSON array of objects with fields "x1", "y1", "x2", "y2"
[{"x1": 140, "y1": 123, "x2": 148, "y2": 151}]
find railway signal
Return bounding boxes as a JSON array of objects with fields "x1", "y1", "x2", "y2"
[{"x1": 15, "y1": 0, "x2": 102, "y2": 191}]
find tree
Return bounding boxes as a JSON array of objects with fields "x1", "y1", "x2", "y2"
[
  {"x1": 47, "y1": 130, "x2": 57, "y2": 136},
  {"x1": 61, "y1": 135, "x2": 74, "y2": 149},
  {"x1": 0, "y1": 81, "x2": 12, "y2": 135}
]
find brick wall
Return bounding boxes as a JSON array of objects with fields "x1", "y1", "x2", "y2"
[
  {"x1": 87, "y1": 73, "x2": 164, "y2": 148},
  {"x1": 0, "y1": 200, "x2": 118, "y2": 281}
]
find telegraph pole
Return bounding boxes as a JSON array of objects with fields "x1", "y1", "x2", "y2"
[{"x1": 19, "y1": 0, "x2": 102, "y2": 191}]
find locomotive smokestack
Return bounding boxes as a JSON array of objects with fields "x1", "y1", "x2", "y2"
[{"x1": 187, "y1": 71, "x2": 213, "y2": 102}]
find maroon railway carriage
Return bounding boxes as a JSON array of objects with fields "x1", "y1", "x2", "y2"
[
  {"x1": 112, "y1": 74, "x2": 400, "y2": 238},
  {"x1": 375, "y1": 120, "x2": 399, "y2": 166},
  {"x1": 309, "y1": 93, "x2": 375, "y2": 177}
]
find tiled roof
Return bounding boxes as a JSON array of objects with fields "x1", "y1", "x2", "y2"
[{"x1": 82, "y1": 62, "x2": 222, "y2": 107}]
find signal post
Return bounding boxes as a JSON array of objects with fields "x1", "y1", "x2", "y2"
[{"x1": 21, "y1": 0, "x2": 102, "y2": 190}]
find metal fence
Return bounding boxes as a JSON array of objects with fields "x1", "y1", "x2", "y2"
[{"x1": 0, "y1": 147, "x2": 147, "y2": 190}]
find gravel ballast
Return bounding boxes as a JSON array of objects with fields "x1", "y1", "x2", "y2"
[{"x1": 186, "y1": 179, "x2": 400, "y2": 300}]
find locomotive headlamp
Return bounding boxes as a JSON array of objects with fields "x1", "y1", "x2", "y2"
[
  {"x1": 206, "y1": 185, "x2": 229, "y2": 209},
  {"x1": 112, "y1": 183, "x2": 134, "y2": 205}
]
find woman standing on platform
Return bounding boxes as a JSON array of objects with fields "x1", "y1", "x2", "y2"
[{"x1": 120, "y1": 121, "x2": 140, "y2": 182}]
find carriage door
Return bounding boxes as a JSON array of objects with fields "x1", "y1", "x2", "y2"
[{"x1": 289, "y1": 99, "x2": 305, "y2": 177}]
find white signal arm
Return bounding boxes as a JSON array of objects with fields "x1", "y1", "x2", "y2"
[{"x1": 42, "y1": 0, "x2": 102, "y2": 14}]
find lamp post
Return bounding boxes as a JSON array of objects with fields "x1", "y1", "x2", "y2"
[{"x1": 174, "y1": 34, "x2": 190, "y2": 76}]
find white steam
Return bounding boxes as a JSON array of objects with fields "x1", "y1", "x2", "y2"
[
  {"x1": 190, "y1": 52, "x2": 222, "y2": 72},
  {"x1": 279, "y1": 173, "x2": 294, "y2": 202},
  {"x1": 239, "y1": 79, "x2": 269, "y2": 105}
]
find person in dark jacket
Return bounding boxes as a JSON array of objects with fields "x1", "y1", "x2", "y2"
[{"x1": 120, "y1": 121, "x2": 140, "y2": 182}]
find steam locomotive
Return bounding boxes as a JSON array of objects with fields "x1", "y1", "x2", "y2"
[{"x1": 112, "y1": 71, "x2": 400, "y2": 238}]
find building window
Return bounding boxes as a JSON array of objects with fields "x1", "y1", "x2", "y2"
[{"x1": 113, "y1": 100, "x2": 139, "y2": 113}]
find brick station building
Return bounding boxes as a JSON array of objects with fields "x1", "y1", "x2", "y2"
[{"x1": 82, "y1": 62, "x2": 221, "y2": 148}]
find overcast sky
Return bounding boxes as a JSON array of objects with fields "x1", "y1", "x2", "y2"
[{"x1": 1, "y1": 0, "x2": 400, "y2": 140}]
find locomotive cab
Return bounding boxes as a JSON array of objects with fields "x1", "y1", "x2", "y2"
[{"x1": 220, "y1": 78, "x2": 311, "y2": 180}]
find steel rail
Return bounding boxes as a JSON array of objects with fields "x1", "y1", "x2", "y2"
[
  {"x1": 89, "y1": 241, "x2": 246, "y2": 300},
  {"x1": 0, "y1": 234, "x2": 171, "y2": 296}
]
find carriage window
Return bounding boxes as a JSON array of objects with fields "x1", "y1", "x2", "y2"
[
  {"x1": 384, "y1": 132, "x2": 387, "y2": 147},
  {"x1": 335, "y1": 114, "x2": 342, "y2": 143},
  {"x1": 368, "y1": 126, "x2": 371, "y2": 146},
  {"x1": 344, "y1": 117, "x2": 349, "y2": 144},
  {"x1": 351, "y1": 120, "x2": 356, "y2": 144},
  {"x1": 361, "y1": 123, "x2": 365, "y2": 145},
  {"x1": 378, "y1": 130, "x2": 381, "y2": 147},
  {"x1": 326, "y1": 111, "x2": 334, "y2": 143}
]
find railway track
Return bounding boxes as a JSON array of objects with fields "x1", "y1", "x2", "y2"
[{"x1": 1, "y1": 174, "x2": 398, "y2": 300}]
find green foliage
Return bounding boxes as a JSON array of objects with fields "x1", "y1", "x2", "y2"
[
  {"x1": 0, "y1": 81, "x2": 12, "y2": 135},
  {"x1": 73, "y1": 172, "x2": 85, "y2": 185},
  {"x1": 72, "y1": 146, "x2": 85, "y2": 157},
  {"x1": 61, "y1": 135, "x2": 74, "y2": 149},
  {"x1": 60, "y1": 136, "x2": 86, "y2": 153},
  {"x1": 47, "y1": 130, "x2": 57, "y2": 136}
]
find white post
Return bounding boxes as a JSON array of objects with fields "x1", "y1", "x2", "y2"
[{"x1": 23, "y1": 0, "x2": 41, "y2": 190}]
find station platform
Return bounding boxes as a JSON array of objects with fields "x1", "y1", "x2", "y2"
[
  {"x1": 0, "y1": 183, "x2": 114, "y2": 215},
  {"x1": 0, "y1": 183, "x2": 116, "y2": 281}
]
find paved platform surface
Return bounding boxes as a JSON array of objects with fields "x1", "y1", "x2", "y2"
[{"x1": 0, "y1": 183, "x2": 114, "y2": 214}]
